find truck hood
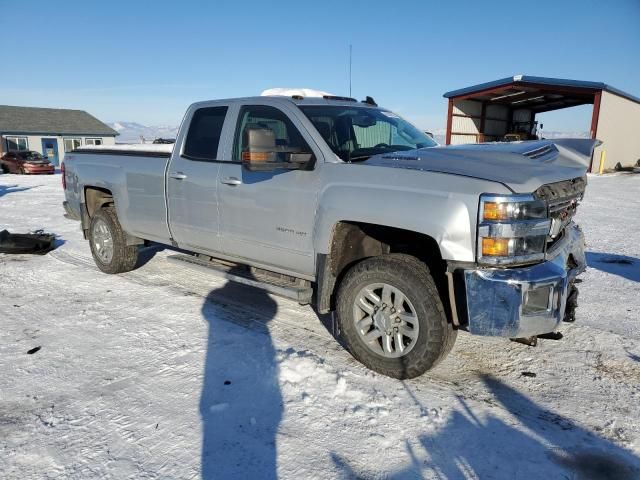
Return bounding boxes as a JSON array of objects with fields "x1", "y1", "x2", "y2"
[{"x1": 364, "y1": 139, "x2": 600, "y2": 193}]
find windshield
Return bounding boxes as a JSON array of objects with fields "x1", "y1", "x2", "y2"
[
  {"x1": 19, "y1": 152, "x2": 43, "y2": 160},
  {"x1": 299, "y1": 105, "x2": 437, "y2": 162}
]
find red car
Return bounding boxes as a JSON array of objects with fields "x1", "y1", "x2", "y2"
[{"x1": 0, "y1": 151, "x2": 55, "y2": 174}]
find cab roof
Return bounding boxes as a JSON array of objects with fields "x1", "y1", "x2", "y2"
[{"x1": 191, "y1": 95, "x2": 382, "y2": 109}]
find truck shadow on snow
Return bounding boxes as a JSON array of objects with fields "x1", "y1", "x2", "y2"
[
  {"x1": 0, "y1": 184, "x2": 36, "y2": 198},
  {"x1": 199, "y1": 271, "x2": 282, "y2": 480},
  {"x1": 192, "y1": 265, "x2": 639, "y2": 480},
  {"x1": 331, "y1": 375, "x2": 640, "y2": 480},
  {"x1": 586, "y1": 252, "x2": 640, "y2": 283}
]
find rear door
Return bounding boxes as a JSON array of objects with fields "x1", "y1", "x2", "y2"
[
  {"x1": 166, "y1": 104, "x2": 230, "y2": 253},
  {"x1": 217, "y1": 102, "x2": 322, "y2": 278}
]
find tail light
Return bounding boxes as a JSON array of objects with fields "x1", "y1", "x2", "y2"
[{"x1": 61, "y1": 161, "x2": 66, "y2": 189}]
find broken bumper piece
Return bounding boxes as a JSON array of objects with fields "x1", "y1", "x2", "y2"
[
  {"x1": 463, "y1": 223, "x2": 586, "y2": 338},
  {"x1": 0, "y1": 230, "x2": 56, "y2": 255}
]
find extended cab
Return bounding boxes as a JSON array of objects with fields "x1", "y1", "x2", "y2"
[{"x1": 62, "y1": 93, "x2": 595, "y2": 378}]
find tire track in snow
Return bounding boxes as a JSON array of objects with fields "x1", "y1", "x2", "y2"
[
  {"x1": 48, "y1": 248, "x2": 467, "y2": 400},
  {"x1": 47, "y1": 246, "x2": 640, "y2": 457}
]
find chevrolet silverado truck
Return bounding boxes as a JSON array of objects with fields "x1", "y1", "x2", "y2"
[{"x1": 62, "y1": 93, "x2": 596, "y2": 379}]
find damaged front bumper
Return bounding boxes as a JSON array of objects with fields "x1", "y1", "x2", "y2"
[{"x1": 462, "y1": 222, "x2": 586, "y2": 338}]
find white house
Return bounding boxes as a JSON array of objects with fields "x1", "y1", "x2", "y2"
[{"x1": 0, "y1": 105, "x2": 118, "y2": 166}]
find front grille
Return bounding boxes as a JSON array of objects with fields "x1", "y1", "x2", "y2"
[
  {"x1": 535, "y1": 176, "x2": 587, "y2": 243},
  {"x1": 535, "y1": 176, "x2": 587, "y2": 203}
]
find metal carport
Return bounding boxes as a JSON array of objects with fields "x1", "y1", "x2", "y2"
[{"x1": 443, "y1": 75, "x2": 640, "y2": 171}]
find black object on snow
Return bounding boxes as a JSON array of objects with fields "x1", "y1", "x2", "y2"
[
  {"x1": 538, "y1": 331, "x2": 564, "y2": 340},
  {"x1": 27, "y1": 346, "x2": 41, "y2": 354},
  {"x1": 0, "y1": 230, "x2": 56, "y2": 254}
]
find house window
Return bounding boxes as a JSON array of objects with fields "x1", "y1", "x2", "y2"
[
  {"x1": 64, "y1": 138, "x2": 82, "y2": 152},
  {"x1": 85, "y1": 138, "x2": 103, "y2": 146},
  {"x1": 6, "y1": 136, "x2": 28, "y2": 151}
]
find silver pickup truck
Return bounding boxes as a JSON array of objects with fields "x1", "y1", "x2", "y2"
[{"x1": 62, "y1": 94, "x2": 596, "y2": 379}]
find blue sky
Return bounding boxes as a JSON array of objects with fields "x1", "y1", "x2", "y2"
[{"x1": 2, "y1": 0, "x2": 638, "y2": 131}]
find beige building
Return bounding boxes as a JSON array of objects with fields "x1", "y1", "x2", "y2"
[
  {"x1": 592, "y1": 90, "x2": 640, "y2": 171},
  {"x1": 442, "y1": 75, "x2": 640, "y2": 171},
  {"x1": 0, "y1": 105, "x2": 117, "y2": 166}
]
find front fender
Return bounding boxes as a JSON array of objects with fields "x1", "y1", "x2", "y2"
[{"x1": 313, "y1": 167, "x2": 511, "y2": 262}]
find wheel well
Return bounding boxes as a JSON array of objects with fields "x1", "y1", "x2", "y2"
[
  {"x1": 84, "y1": 186, "x2": 114, "y2": 218},
  {"x1": 317, "y1": 221, "x2": 450, "y2": 318},
  {"x1": 82, "y1": 186, "x2": 144, "y2": 247}
]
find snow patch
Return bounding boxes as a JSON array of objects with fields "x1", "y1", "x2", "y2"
[
  {"x1": 261, "y1": 87, "x2": 334, "y2": 98},
  {"x1": 77, "y1": 144, "x2": 173, "y2": 153},
  {"x1": 209, "y1": 403, "x2": 229, "y2": 413}
]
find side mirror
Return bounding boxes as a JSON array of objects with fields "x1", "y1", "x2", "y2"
[{"x1": 242, "y1": 127, "x2": 314, "y2": 171}]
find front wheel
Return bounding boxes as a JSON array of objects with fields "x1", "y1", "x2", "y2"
[
  {"x1": 89, "y1": 206, "x2": 139, "y2": 274},
  {"x1": 336, "y1": 254, "x2": 456, "y2": 379}
]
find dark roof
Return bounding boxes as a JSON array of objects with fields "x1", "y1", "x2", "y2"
[
  {"x1": 443, "y1": 75, "x2": 640, "y2": 108},
  {"x1": 0, "y1": 105, "x2": 118, "y2": 136}
]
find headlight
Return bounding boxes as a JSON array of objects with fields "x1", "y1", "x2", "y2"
[
  {"x1": 478, "y1": 194, "x2": 550, "y2": 266},
  {"x1": 481, "y1": 198, "x2": 547, "y2": 222}
]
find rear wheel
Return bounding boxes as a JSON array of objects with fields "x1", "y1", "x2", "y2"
[
  {"x1": 1, "y1": 164, "x2": 8, "y2": 174},
  {"x1": 336, "y1": 254, "x2": 456, "y2": 379},
  {"x1": 89, "y1": 206, "x2": 139, "y2": 274}
]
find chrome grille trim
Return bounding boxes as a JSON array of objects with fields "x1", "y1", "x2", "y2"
[
  {"x1": 535, "y1": 176, "x2": 587, "y2": 241},
  {"x1": 549, "y1": 198, "x2": 577, "y2": 214}
]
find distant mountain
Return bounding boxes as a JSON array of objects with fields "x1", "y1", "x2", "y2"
[
  {"x1": 540, "y1": 131, "x2": 590, "y2": 139},
  {"x1": 429, "y1": 129, "x2": 589, "y2": 145},
  {"x1": 109, "y1": 121, "x2": 589, "y2": 146},
  {"x1": 109, "y1": 122, "x2": 178, "y2": 144}
]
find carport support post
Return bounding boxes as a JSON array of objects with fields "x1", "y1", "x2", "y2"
[
  {"x1": 445, "y1": 98, "x2": 453, "y2": 145},
  {"x1": 479, "y1": 102, "x2": 486, "y2": 142},
  {"x1": 588, "y1": 91, "x2": 602, "y2": 172}
]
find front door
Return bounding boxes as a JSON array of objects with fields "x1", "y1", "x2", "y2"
[
  {"x1": 218, "y1": 103, "x2": 320, "y2": 277},
  {"x1": 166, "y1": 105, "x2": 229, "y2": 253},
  {"x1": 41, "y1": 138, "x2": 59, "y2": 166}
]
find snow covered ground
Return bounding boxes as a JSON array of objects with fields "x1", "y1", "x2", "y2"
[{"x1": 1, "y1": 173, "x2": 639, "y2": 480}]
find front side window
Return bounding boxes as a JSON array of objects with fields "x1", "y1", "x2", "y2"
[
  {"x1": 6, "y1": 136, "x2": 28, "y2": 151},
  {"x1": 299, "y1": 106, "x2": 437, "y2": 162},
  {"x1": 85, "y1": 138, "x2": 103, "y2": 146},
  {"x1": 183, "y1": 106, "x2": 228, "y2": 161},
  {"x1": 233, "y1": 105, "x2": 311, "y2": 161},
  {"x1": 64, "y1": 138, "x2": 82, "y2": 152}
]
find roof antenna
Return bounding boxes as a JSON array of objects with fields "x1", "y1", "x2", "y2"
[{"x1": 349, "y1": 44, "x2": 352, "y2": 97}]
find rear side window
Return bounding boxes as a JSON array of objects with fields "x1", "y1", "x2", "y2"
[{"x1": 183, "y1": 106, "x2": 228, "y2": 161}]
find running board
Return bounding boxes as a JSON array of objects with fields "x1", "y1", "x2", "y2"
[{"x1": 167, "y1": 253, "x2": 313, "y2": 304}]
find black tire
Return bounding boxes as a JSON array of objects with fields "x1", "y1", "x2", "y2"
[
  {"x1": 1, "y1": 164, "x2": 8, "y2": 174},
  {"x1": 88, "y1": 206, "x2": 139, "y2": 274},
  {"x1": 336, "y1": 254, "x2": 456, "y2": 379}
]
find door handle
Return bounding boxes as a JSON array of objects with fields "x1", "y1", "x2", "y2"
[
  {"x1": 221, "y1": 177, "x2": 242, "y2": 186},
  {"x1": 169, "y1": 171, "x2": 187, "y2": 180}
]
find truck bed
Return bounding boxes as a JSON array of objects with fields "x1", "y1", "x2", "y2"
[{"x1": 76, "y1": 144, "x2": 173, "y2": 156}]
